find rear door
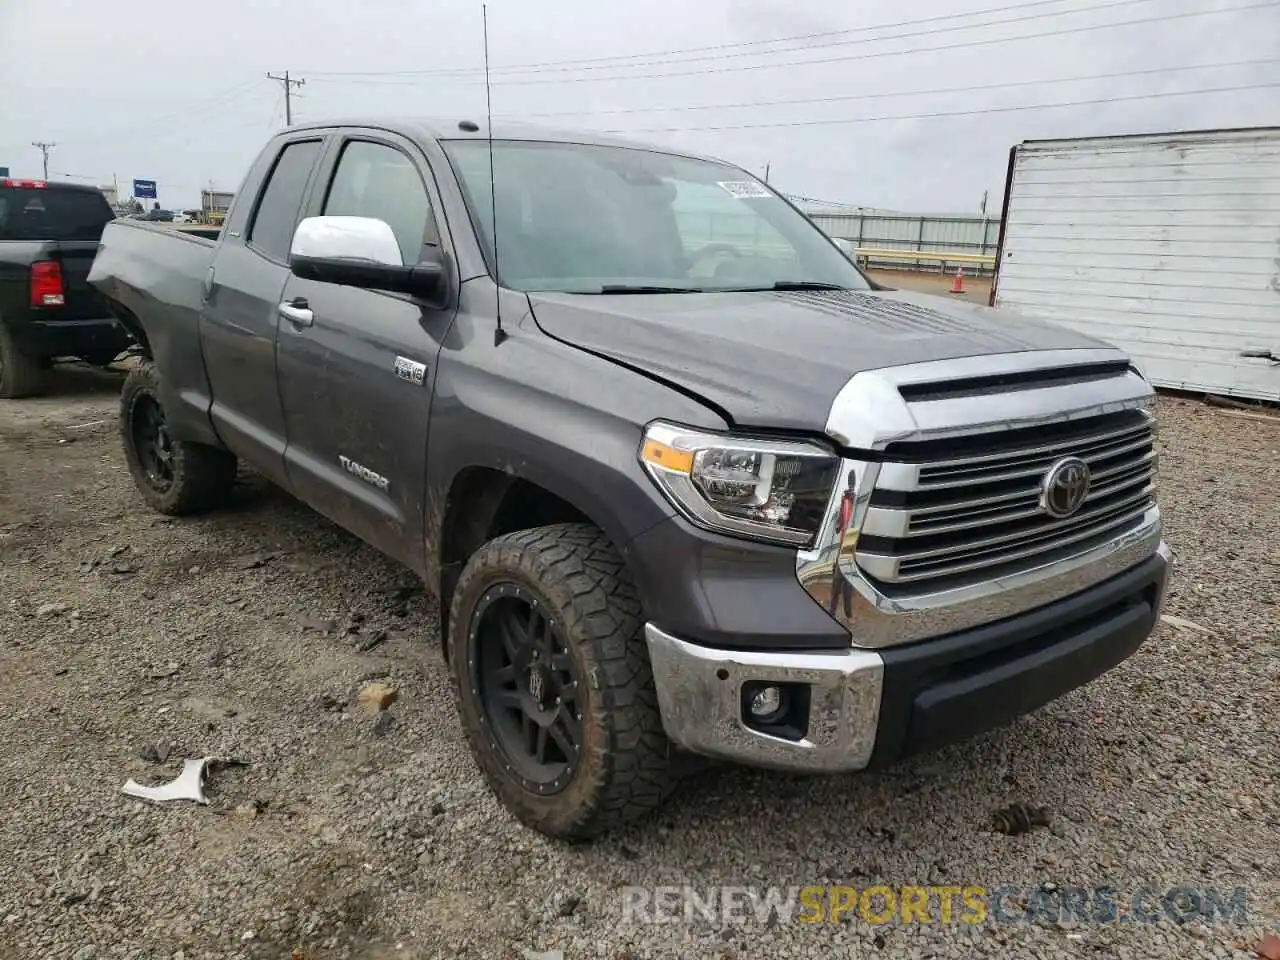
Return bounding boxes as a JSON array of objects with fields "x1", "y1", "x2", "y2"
[
  {"x1": 199, "y1": 136, "x2": 325, "y2": 487},
  {"x1": 275, "y1": 132, "x2": 456, "y2": 569}
]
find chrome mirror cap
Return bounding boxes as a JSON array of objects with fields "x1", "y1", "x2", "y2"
[{"x1": 290, "y1": 216, "x2": 403, "y2": 267}]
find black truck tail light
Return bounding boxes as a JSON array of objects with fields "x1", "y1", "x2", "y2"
[{"x1": 30, "y1": 260, "x2": 65, "y2": 307}]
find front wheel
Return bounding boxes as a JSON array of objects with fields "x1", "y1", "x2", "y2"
[
  {"x1": 448, "y1": 523, "x2": 676, "y2": 840},
  {"x1": 120, "y1": 361, "x2": 237, "y2": 515}
]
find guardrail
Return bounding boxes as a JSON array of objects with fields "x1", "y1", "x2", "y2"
[{"x1": 854, "y1": 247, "x2": 996, "y2": 270}]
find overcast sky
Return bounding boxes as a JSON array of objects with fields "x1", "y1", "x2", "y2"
[{"x1": 1, "y1": 0, "x2": 1276, "y2": 211}]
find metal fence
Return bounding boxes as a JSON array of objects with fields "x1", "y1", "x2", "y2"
[
  {"x1": 666, "y1": 198, "x2": 1001, "y2": 277},
  {"x1": 800, "y1": 209, "x2": 1001, "y2": 276}
]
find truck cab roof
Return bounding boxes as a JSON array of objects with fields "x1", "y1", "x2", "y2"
[{"x1": 281, "y1": 117, "x2": 729, "y2": 165}]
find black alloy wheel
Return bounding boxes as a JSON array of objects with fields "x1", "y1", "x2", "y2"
[
  {"x1": 469, "y1": 583, "x2": 584, "y2": 796},
  {"x1": 130, "y1": 393, "x2": 175, "y2": 492},
  {"x1": 448, "y1": 523, "x2": 677, "y2": 839},
  {"x1": 118, "y1": 361, "x2": 236, "y2": 515}
]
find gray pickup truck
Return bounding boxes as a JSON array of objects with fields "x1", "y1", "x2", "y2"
[{"x1": 88, "y1": 119, "x2": 1170, "y2": 839}]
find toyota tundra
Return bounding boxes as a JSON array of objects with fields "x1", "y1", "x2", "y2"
[{"x1": 87, "y1": 120, "x2": 1170, "y2": 839}]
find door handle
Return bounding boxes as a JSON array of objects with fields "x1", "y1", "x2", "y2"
[{"x1": 279, "y1": 298, "x2": 313, "y2": 328}]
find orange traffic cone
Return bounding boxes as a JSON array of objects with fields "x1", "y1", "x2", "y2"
[{"x1": 950, "y1": 266, "x2": 965, "y2": 294}]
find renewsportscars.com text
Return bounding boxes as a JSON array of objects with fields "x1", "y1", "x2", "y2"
[{"x1": 620, "y1": 884, "x2": 1249, "y2": 927}]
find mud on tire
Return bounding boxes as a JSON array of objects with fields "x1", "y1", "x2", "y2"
[
  {"x1": 448, "y1": 523, "x2": 676, "y2": 840},
  {"x1": 120, "y1": 361, "x2": 237, "y2": 515}
]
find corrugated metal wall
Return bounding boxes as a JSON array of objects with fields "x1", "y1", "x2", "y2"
[
  {"x1": 993, "y1": 128, "x2": 1280, "y2": 402},
  {"x1": 802, "y1": 210, "x2": 1002, "y2": 273}
]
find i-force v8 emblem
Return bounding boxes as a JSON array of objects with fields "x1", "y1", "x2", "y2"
[{"x1": 394, "y1": 355, "x2": 427, "y2": 386}]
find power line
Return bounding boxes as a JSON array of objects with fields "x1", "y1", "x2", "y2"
[
  {"x1": 265, "y1": 71, "x2": 306, "y2": 126},
  {"x1": 503, "y1": 57, "x2": 1280, "y2": 119},
  {"x1": 517, "y1": 0, "x2": 1152, "y2": 76},
  {"x1": 595, "y1": 79, "x2": 1280, "y2": 134},
  {"x1": 484, "y1": 0, "x2": 1280, "y2": 86},
  {"x1": 60, "y1": 80, "x2": 264, "y2": 148},
  {"x1": 305, "y1": 0, "x2": 1275, "y2": 84},
  {"x1": 305, "y1": 0, "x2": 1160, "y2": 78}
]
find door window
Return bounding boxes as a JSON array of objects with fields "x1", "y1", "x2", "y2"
[
  {"x1": 323, "y1": 141, "x2": 435, "y2": 264},
  {"x1": 247, "y1": 139, "x2": 322, "y2": 261}
]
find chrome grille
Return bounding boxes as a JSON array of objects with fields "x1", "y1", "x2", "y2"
[{"x1": 857, "y1": 410, "x2": 1157, "y2": 586}]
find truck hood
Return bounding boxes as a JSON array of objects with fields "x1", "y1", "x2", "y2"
[{"x1": 527, "y1": 287, "x2": 1113, "y2": 432}]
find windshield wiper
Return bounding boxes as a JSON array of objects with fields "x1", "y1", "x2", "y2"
[
  {"x1": 717, "y1": 280, "x2": 851, "y2": 293},
  {"x1": 766, "y1": 280, "x2": 849, "y2": 291},
  {"x1": 595, "y1": 284, "x2": 704, "y2": 294}
]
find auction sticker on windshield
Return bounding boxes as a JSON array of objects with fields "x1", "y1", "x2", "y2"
[{"x1": 717, "y1": 180, "x2": 772, "y2": 199}]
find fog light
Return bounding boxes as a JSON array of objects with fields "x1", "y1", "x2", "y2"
[
  {"x1": 748, "y1": 684, "x2": 784, "y2": 720},
  {"x1": 740, "y1": 680, "x2": 810, "y2": 740}
]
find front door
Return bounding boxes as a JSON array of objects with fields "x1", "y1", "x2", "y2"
[{"x1": 275, "y1": 134, "x2": 456, "y2": 570}]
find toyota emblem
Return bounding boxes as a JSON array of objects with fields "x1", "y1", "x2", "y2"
[{"x1": 1040, "y1": 457, "x2": 1091, "y2": 518}]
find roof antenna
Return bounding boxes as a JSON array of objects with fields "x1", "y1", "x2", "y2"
[{"x1": 483, "y1": 4, "x2": 506, "y2": 346}]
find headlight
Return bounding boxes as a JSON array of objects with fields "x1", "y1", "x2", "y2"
[{"x1": 639, "y1": 421, "x2": 840, "y2": 546}]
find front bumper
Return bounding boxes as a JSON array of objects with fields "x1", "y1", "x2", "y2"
[{"x1": 646, "y1": 542, "x2": 1171, "y2": 773}]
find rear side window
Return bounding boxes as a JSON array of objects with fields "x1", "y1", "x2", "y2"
[
  {"x1": 0, "y1": 187, "x2": 114, "y2": 241},
  {"x1": 247, "y1": 139, "x2": 322, "y2": 261}
]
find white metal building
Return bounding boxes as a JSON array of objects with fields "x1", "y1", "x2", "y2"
[{"x1": 991, "y1": 127, "x2": 1280, "y2": 402}]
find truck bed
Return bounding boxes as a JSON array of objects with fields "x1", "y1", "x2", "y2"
[
  {"x1": 88, "y1": 218, "x2": 221, "y2": 443},
  {"x1": 88, "y1": 218, "x2": 215, "y2": 343}
]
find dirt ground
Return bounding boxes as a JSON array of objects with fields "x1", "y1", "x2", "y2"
[{"x1": 0, "y1": 365, "x2": 1277, "y2": 960}]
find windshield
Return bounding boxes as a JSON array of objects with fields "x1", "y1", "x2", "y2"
[
  {"x1": 442, "y1": 139, "x2": 870, "y2": 294},
  {"x1": 0, "y1": 187, "x2": 114, "y2": 241}
]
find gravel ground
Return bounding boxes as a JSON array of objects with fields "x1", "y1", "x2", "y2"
[{"x1": 1, "y1": 366, "x2": 1277, "y2": 960}]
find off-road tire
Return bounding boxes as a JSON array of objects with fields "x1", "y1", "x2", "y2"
[
  {"x1": 448, "y1": 523, "x2": 676, "y2": 840},
  {"x1": 120, "y1": 361, "x2": 237, "y2": 515},
  {"x1": 0, "y1": 321, "x2": 45, "y2": 398}
]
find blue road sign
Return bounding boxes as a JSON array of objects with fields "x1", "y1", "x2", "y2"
[{"x1": 133, "y1": 179, "x2": 157, "y2": 199}]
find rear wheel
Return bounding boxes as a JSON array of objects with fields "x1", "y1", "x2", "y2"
[
  {"x1": 448, "y1": 523, "x2": 676, "y2": 840},
  {"x1": 0, "y1": 322, "x2": 45, "y2": 398},
  {"x1": 120, "y1": 361, "x2": 237, "y2": 515}
]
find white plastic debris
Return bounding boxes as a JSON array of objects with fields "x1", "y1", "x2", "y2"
[{"x1": 122, "y1": 757, "x2": 212, "y2": 805}]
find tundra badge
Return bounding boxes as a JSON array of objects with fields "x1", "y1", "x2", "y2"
[
  {"x1": 394, "y1": 356, "x2": 427, "y2": 386},
  {"x1": 339, "y1": 455, "x2": 390, "y2": 492}
]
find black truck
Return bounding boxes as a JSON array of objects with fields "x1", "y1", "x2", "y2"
[
  {"x1": 88, "y1": 120, "x2": 1171, "y2": 839},
  {"x1": 0, "y1": 178, "x2": 135, "y2": 396}
]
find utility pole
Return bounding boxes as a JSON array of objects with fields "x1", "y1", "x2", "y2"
[
  {"x1": 764, "y1": 162, "x2": 771, "y2": 184},
  {"x1": 31, "y1": 141, "x2": 55, "y2": 179},
  {"x1": 980, "y1": 189, "x2": 989, "y2": 217},
  {"x1": 266, "y1": 71, "x2": 305, "y2": 126}
]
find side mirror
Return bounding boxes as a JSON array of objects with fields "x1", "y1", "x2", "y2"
[{"x1": 288, "y1": 215, "x2": 448, "y2": 306}]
